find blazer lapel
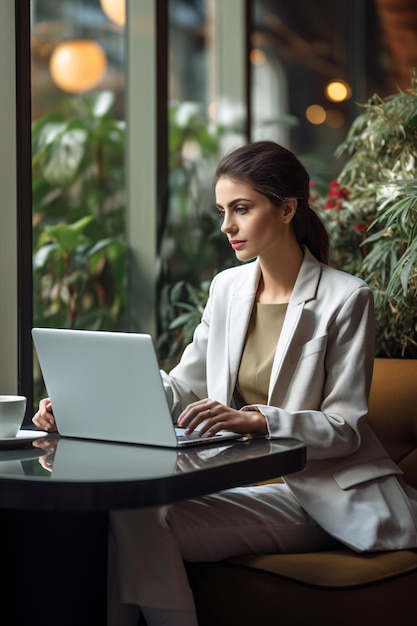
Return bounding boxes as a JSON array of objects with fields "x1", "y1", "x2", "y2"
[
  {"x1": 268, "y1": 248, "x2": 322, "y2": 401},
  {"x1": 226, "y1": 261, "x2": 260, "y2": 403},
  {"x1": 268, "y1": 303, "x2": 303, "y2": 401}
]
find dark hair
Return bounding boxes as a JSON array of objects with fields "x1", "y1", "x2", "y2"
[{"x1": 215, "y1": 141, "x2": 329, "y2": 264}]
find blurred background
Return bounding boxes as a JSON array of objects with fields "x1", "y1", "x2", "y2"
[{"x1": 23, "y1": 0, "x2": 417, "y2": 406}]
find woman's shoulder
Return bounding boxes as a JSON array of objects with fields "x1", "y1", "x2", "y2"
[
  {"x1": 316, "y1": 264, "x2": 373, "y2": 313},
  {"x1": 321, "y1": 262, "x2": 369, "y2": 292},
  {"x1": 299, "y1": 247, "x2": 371, "y2": 303}
]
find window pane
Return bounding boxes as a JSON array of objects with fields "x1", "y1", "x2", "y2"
[
  {"x1": 157, "y1": 0, "x2": 246, "y2": 368},
  {"x1": 251, "y1": 0, "x2": 417, "y2": 181},
  {"x1": 31, "y1": 0, "x2": 126, "y2": 405}
]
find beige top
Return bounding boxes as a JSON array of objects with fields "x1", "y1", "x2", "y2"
[{"x1": 235, "y1": 302, "x2": 288, "y2": 406}]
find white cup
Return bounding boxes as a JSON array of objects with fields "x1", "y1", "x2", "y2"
[{"x1": 0, "y1": 395, "x2": 27, "y2": 438}]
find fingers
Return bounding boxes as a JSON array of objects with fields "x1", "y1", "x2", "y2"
[
  {"x1": 32, "y1": 397, "x2": 58, "y2": 432},
  {"x1": 178, "y1": 400, "x2": 268, "y2": 437},
  {"x1": 177, "y1": 400, "x2": 218, "y2": 434},
  {"x1": 178, "y1": 400, "x2": 236, "y2": 436}
]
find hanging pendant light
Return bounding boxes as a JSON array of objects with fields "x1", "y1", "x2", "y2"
[
  {"x1": 49, "y1": 39, "x2": 107, "y2": 93},
  {"x1": 100, "y1": 0, "x2": 126, "y2": 26}
]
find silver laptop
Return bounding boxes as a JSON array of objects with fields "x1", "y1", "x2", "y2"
[{"x1": 32, "y1": 328, "x2": 242, "y2": 448}]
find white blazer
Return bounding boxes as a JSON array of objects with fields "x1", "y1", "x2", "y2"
[{"x1": 163, "y1": 247, "x2": 417, "y2": 552}]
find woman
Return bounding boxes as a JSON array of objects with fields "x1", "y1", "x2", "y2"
[{"x1": 34, "y1": 141, "x2": 417, "y2": 626}]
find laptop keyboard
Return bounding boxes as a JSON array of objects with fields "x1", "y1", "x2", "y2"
[{"x1": 176, "y1": 429, "x2": 221, "y2": 442}]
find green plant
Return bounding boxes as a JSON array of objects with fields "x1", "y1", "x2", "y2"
[
  {"x1": 161, "y1": 101, "x2": 233, "y2": 284},
  {"x1": 32, "y1": 90, "x2": 127, "y2": 331},
  {"x1": 313, "y1": 73, "x2": 417, "y2": 357},
  {"x1": 156, "y1": 102, "x2": 236, "y2": 367},
  {"x1": 32, "y1": 91, "x2": 127, "y2": 406},
  {"x1": 156, "y1": 279, "x2": 210, "y2": 371}
]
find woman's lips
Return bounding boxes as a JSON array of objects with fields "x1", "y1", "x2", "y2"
[{"x1": 230, "y1": 240, "x2": 247, "y2": 250}]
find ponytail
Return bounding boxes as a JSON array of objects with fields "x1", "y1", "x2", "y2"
[{"x1": 293, "y1": 203, "x2": 329, "y2": 264}]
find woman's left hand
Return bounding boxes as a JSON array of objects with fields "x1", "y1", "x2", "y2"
[{"x1": 177, "y1": 398, "x2": 268, "y2": 437}]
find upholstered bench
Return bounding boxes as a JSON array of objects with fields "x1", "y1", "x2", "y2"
[{"x1": 186, "y1": 358, "x2": 417, "y2": 626}]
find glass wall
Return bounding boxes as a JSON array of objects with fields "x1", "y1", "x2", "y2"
[
  {"x1": 248, "y1": 0, "x2": 417, "y2": 359},
  {"x1": 31, "y1": 0, "x2": 126, "y2": 331},
  {"x1": 157, "y1": 0, "x2": 247, "y2": 368},
  {"x1": 250, "y1": 0, "x2": 417, "y2": 181},
  {"x1": 28, "y1": 0, "x2": 249, "y2": 405},
  {"x1": 30, "y1": 0, "x2": 126, "y2": 404},
  {"x1": 16, "y1": 0, "x2": 417, "y2": 413}
]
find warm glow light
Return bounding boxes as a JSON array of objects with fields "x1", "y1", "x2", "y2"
[
  {"x1": 100, "y1": 0, "x2": 126, "y2": 26},
  {"x1": 49, "y1": 40, "x2": 107, "y2": 93},
  {"x1": 325, "y1": 79, "x2": 352, "y2": 102},
  {"x1": 306, "y1": 104, "x2": 326, "y2": 125},
  {"x1": 250, "y1": 48, "x2": 266, "y2": 65}
]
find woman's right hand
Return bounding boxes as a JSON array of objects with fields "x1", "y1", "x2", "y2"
[{"x1": 32, "y1": 397, "x2": 58, "y2": 432}]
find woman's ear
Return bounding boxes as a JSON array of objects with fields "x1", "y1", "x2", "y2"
[{"x1": 282, "y1": 198, "x2": 298, "y2": 223}]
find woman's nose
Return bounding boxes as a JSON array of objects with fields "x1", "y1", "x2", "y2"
[{"x1": 220, "y1": 212, "x2": 235, "y2": 234}]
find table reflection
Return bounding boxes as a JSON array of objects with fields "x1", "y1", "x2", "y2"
[
  {"x1": 28, "y1": 434, "x2": 274, "y2": 480},
  {"x1": 0, "y1": 446, "x2": 47, "y2": 475}
]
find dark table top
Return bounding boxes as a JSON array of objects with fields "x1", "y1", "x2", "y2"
[{"x1": 0, "y1": 432, "x2": 306, "y2": 512}]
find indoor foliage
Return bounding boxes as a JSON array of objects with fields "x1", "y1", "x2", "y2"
[
  {"x1": 32, "y1": 90, "x2": 127, "y2": 332},
  {"x1": 313, "y1": 73, "x2": 417, "y2": 357},
  {"x1": 156, "y1": 102, "x2": 236, "y2": 368},
  {"x1": 160, "y1": 76, "x2": 417, "y2": 366},
  {"x1": 32, "y1": 93, "x2": 234, "y2": 377}
]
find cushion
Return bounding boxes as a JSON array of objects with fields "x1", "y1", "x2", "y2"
[{"x1": 225, "y1": 547, "x2": 417, "y2": 587}]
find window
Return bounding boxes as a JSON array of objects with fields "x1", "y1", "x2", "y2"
[{"x1": 10, "y1": 0, "x2": 417, "y2": 418}]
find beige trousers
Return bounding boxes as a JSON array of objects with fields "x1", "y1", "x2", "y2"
[{"x1": 108, "y1": 482, "x2": 335, "y2": 624}]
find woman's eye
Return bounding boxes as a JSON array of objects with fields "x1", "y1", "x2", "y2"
[
  {"x1": 235, "y1": 206, "x2": 248, "y2": 215},
  {"x1": 217, "y1": 209, "x2": 225, "y2": 218}
]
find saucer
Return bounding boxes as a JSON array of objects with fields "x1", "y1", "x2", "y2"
[{"x1": 0, "y1": 429, "x2": 48, "y2": 450}]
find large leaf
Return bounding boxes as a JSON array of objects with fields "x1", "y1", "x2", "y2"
[
  {"x1": 33, "y1": 242, "x2": 59, "y2": 270},
  {"x1": 42, "y1": 216, "x2": 93, "y2": 254},
  {"x1": 41, "y1": 126, "x2": 88, "y2": 186}
]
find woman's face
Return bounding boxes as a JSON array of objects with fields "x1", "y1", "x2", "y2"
[{"x1": 215, "y1": 177, "x2": 291, "y2": 263}]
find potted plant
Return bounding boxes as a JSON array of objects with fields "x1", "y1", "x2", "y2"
[{"x1": 313, "y1": 72, "x2": 417, "y2": 358}]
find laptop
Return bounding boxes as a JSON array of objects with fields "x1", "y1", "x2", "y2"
[{"x1": 32, "y1": 328, "x2": 243, "y2": 448}]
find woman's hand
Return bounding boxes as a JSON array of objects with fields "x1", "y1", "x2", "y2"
[
  {"x1": 177, "y1": 398, "x2": 268, "y2": 437},
  {"x1": 32, "y1": 398, "x2": 58, "y2": 432}
]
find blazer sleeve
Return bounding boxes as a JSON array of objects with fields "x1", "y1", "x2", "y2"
[{"x1": 160, "y1": 278, "x2": 215, "y2": 419}]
